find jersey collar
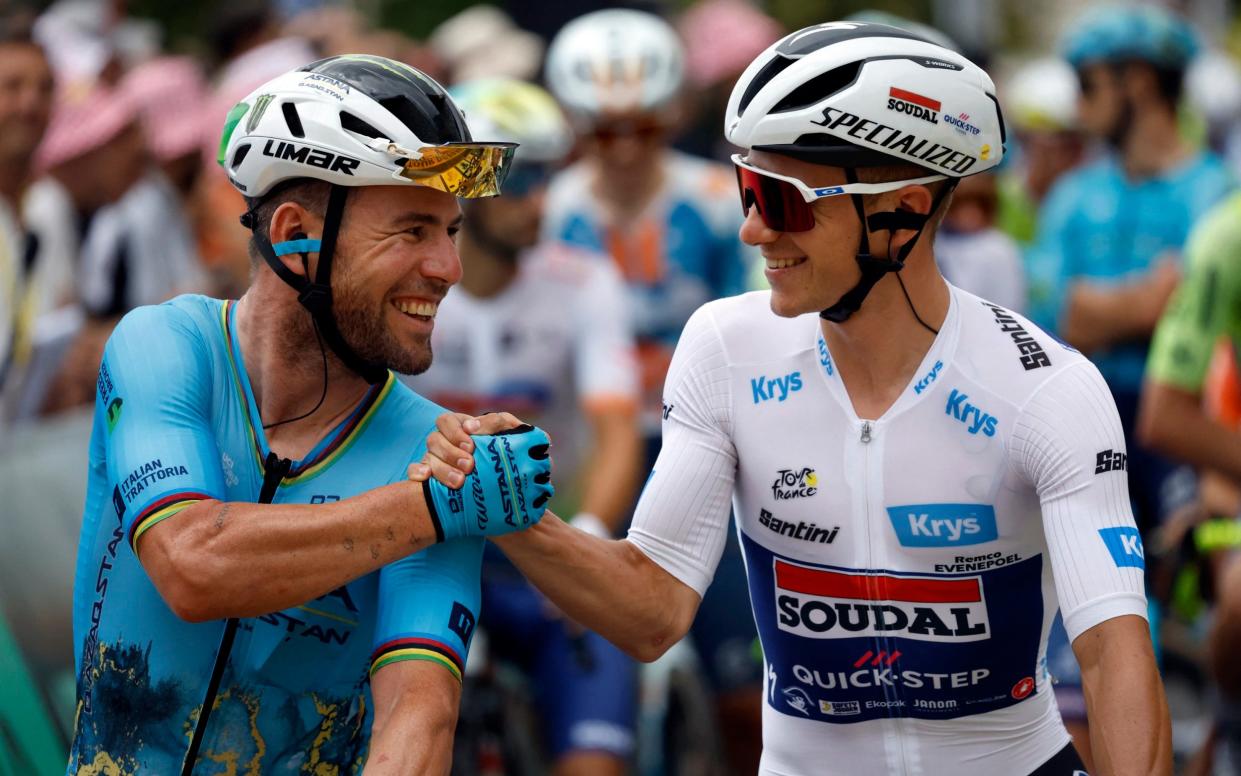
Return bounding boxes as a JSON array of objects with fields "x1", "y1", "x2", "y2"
[
  {"x1": 812, "y1": 283, "x2": 962, "y2": 426},
  {"x1": 220, "y1": 300, "x2": 396, "y2": 484}
]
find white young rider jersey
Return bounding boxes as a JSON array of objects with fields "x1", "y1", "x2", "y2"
[
  {"x1": 627, "y1": 285, "x2": 1147, "y2": 776},
  {"x1": 405, "y1": 242, "x2": 638, "y2": 491}
]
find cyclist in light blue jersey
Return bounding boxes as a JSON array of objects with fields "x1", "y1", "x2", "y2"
[
  {"x1": 68, "y1": 55, "x2": 553, "y2": 776},
  {"x1": 1028, "y1": 6, "x2": 1233, "y2": 536}
]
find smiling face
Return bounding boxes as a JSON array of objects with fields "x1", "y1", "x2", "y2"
[
  {"x1": 327, "y1": 184, "x2": 464, "y2": 375},
  {"x1": 738, "y1": 150, "x2": 873, "y2": 318}
]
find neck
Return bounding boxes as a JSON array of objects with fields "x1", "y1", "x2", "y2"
[
  {"x1": 820, "y1": 248, "x2": 949, "y2": 419},
  {"x1": 1121, "y1": 105, "x2": 1189, "y2": 178},
  {"x1": 234, "y1": 286, "x2": 374, "y2": 460},
  {"x1": 457, "y1": 229, "x2": 519, "y2": 298},
  {"x1": 590, "y1": 152, "x2": 665, "y2": 221}
]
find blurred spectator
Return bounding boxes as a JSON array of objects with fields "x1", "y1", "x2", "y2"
[
  {"x1": 997, "y1": 57, "x2": 1085, "y2": 246},
  {"x1": 1185, "y1": 47, "x2": 1241, "y2": 172},
  {"x1": 0, "y1": 11, "x2": 53, "y2": 408},
  {"x1": 196, "y1": 4, "x2": 315, "y2": 297},
  {"x1": 934, "y1": 173, "x2": 1026, "y2": 313},
  {"x1": 73, "y1": 58, "x2": 208, "y2": 320},
  {"x1": 33, "y1": 0, "x2": 160, "y2": 86},
  {"x1": 543, "y1": 9, "x2": 761, "y2": 774},
  {"x1": 674, "y1": 0, "x2": 783, "y2": 162},
  {"x1": 429, "y1": 5, "x2": 542, "y2": 84}
]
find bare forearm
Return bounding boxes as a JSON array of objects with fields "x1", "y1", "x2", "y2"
[
  {"x1": 579, "y1": 413, "x2": 643, "y2": 531},
  {"x1": 493, "y1": 515, "x2": 698, "y2": 661},
  {"x1": 1077, "y1": 617, "x2": 1173, "y2": 775},
  {"x1": 365, "y1": 703, "x2": 455, "y2": 776},
  {"x1": 142, "y1": 481, "x2": 439, "y2": 620},
  {"x1": 366, "y1": 664, "x2": 459, "y2": 776},
  {"x1": 1139, "y1": 383, "x2": 1241, "y2": 480},
  {"x1": 1063, "y1": 282, "x2": 1159, "y2": 353}
]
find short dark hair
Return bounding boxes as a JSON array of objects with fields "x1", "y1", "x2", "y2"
[
  {"x1": 855, "y1": 163, "x2": 955, "y2": 232},
  {"x1": 244, "y1": 178, "x2": 334, "y2": 266}
]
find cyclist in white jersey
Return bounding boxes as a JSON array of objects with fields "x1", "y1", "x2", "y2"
[{"x1": 415, "y1": 22, "x2": 1171, "y2": 775}]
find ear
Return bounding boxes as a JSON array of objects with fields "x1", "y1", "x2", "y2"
[
  {"x1": 888, "y1": 183, "x2": 937, "y2": 256},
  {"x1": 268, "y1": 201, "x2": 323, "y2": 279}
]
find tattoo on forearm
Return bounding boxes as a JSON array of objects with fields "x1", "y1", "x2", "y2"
[
  {"x1": 343, "y1": 537, "x2": 354, "y2": 552},
  {"x1": 214, "y1": 504, "x2": 232, "y2": 530},
  {"x1": 370, "y1": 544, "x2": 380, "y2": 560},
  {"x1": 385, "y1": 526, "x2": 395, "y2": 542}
]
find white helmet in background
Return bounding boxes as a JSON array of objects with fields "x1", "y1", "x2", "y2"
[
  {"x1": 450, "y1": 78, "x2": 573, "y2": 163},
  {"x1": 545, "y1": 9, "x2": 685, "y2": 118},
  {"x1": 1005, "y1": 58, "x2": 1079, "y2": 133}
]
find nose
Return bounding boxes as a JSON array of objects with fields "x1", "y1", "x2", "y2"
[
  {"x1": 420, "y1": 234, "x2": 464, "y2": 287},
  {"x1": 739, "y1": 205, "x2": 781, "y2": 246}
]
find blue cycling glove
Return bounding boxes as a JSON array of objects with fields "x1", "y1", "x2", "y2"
[{"x1": 423, "y1": 424, "x2": 553, "y2": 542}]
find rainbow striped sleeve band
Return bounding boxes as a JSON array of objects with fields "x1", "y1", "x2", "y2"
[
  {"x1": 128, "y1": 492, "x2": 212, "y2": 554},
  {"x1": 370, "y1": 637, "x2": 464, "y2": 682}
]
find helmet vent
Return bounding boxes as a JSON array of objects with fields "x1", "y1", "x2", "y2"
[
  {"x1": 281, "y1": 102, "x2": 306, "y2": 138},
  {"x1": 771, "y1": 62, "x2": 862, "y2": 113},
  {"x1": 230, "y1": 143, "x2": 251, "y2": 169},
  {"x1": 340, "y1": 111, "x2": 383, "y2": 139},
  {"x1": 737, "y1": 55, "x2": 796, "y2": 114}
]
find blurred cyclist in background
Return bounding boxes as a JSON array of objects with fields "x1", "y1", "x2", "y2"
[
  {"x1": 1029, "y1": 5, "x2": 1233, "y2": 538},
  {"x1": 541, "y1": 9, "x2": 762, "y2": 771},
  {"x1": 996, "y1": 57, "x2": 1085, "y2": 247},
  {"x1": 406, "y1": 78, "x2": 643, "y2": 776},
  {"x1": 1141, "y1": 184, "x2": 1241, "y2": 770}
]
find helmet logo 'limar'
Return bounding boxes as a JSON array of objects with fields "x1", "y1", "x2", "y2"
[{"x1": 261, "y1": 140, "x2": 360, "y2": 175}]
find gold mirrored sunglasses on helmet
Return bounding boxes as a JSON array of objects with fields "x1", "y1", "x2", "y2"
[{"x1": 369, "y1": 138, "x2": 518, "y2": 198}]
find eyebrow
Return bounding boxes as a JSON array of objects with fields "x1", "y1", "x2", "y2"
[{"x1": 394, "y1": 211, "x2": 465, "y2": 229}]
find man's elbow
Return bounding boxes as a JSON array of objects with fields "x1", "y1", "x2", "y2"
[
  {"x1": 143, "y1": 530, "x2": 228, "y2": 623},
  {"x1": 626, "y1": 594, "x2": 697, "y2": 663}
]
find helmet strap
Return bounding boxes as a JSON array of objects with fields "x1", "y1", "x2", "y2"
[
  {"x1": 819, "y1": 169, "x2": 956, "y2": 334},
  {"x1": 250, "y1": 184, "x2": 389, "y2": 385}
]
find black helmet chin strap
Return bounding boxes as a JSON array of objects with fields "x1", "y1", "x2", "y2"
[
  {"x1": 243, "y1": 184, "x2": 388, "y2": 385},
  {"x1": 819, "y1": 168, "x2": 957, "y2": 334}
]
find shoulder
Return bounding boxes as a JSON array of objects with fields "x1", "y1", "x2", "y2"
[
  {"x1": 544, "y1": 161, "x2": 591, "y2": 203},
  {"x1": 522, "y1": 242, "x2": 620, "y2": 290},
  {"x1": 113, "y1": 295, "x2": 223, "y2": 348},
  {"x1": 952, "y1": 286, "x2": 1089, "y2": 402},
  {"x1": 381, "y1": 378, "x2": 451, "y2": 441},
  {"x1": 1187, "y1": 191, "x2": 1241, "y2": 260},
  {"x1": 664, "y1": 151, "x2": 739, "y2": 210},
  {"x1": 689, "y1": 291, "x2": 814, "y2": 364}
]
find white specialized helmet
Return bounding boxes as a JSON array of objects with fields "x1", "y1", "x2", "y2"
[
  {"x1": 726, "y1": 21, "x2": 1005, "y2": 177},
  {"x1": 545, "y1": 9, "x2": 685, "y2": 118}
]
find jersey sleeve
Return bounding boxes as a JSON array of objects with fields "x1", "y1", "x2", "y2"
[
  {"x1": 573, "y1": 260, "x2": 639, "y2": 410},
  {"x1": 101, "y1": 303, "x2": 226, "y2": 557},
  {"x1": 369, "y1": 537, "x2": 483, "y2": 682},
  {"x1": 1147, "y1": 197, "x2": 1241, "y2": 393},
  {"x1": 1009, "y1": 361, "x2": 1148, "y2": 642},
  {"x1": 625, "y1": 304, "x2": 737, "y2": 596}
]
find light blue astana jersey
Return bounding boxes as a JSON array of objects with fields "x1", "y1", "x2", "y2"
[
  {"x1": 1026, "y1": 150, "x2": 1234, "y2": 394},
  {"x1": 70, "y1": 295, "x2": 481, "y2": 775}
]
